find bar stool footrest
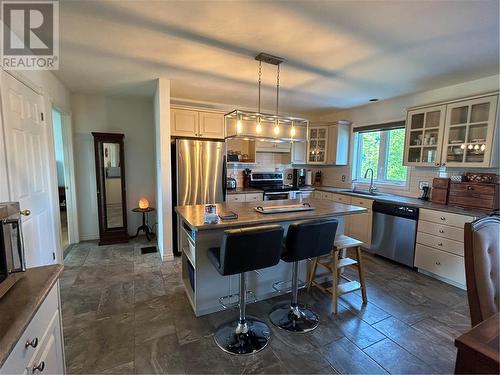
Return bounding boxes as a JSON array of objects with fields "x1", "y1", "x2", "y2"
[
  {"x1": 218, "y1": 291, "x2": 257, "y2": 309},
  {"x1": 272, "y1": 279, "x2": 307, "y2": 293}
]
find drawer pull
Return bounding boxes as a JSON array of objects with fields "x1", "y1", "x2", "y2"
[
  {"x1": 439, "y1": 229, "x2": 444, "y2": 233},
  {"x1": 32, "y1": 361, "x2": 45, "y2": 373},
  {"x1": 25, "y1": 337, "x2": 38, "y2": 349},
  {"x1": 435, "y1": 261, "x2": 441, "y2": 266},
  {"x1": 440, "y1": 217, "x2": 446, "y2": 221},
  {"x1": 438, "y1": 242, "x2": 443, "y2": 246}
]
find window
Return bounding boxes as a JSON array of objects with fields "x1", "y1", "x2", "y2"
[{"x1": 353, "y1": 127, "x2": 408, "y2": 185}]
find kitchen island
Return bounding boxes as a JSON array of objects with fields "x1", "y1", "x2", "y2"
[{"x1": 175, "y1": 198, "x2": 366, "y2": 316}]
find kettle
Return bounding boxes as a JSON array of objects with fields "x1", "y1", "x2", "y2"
[{"x1": 226, "y1": 178, "x2": 237, "y2": 190}]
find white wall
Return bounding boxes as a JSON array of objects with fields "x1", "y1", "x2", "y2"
[
  {"x1": 315, "y1": 75, "x2": 500, "y2": 196},
  {"x1": 72, "y1": 94, "x2": 156, "y2": 240},
  {"x1": 154, "y1": 78, "x2": 172, "y2": 260}
]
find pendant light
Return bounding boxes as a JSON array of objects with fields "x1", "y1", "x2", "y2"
[
  {"x1": 256, "y1": 59, "x2": 262, "y2": 134},
  {"x1": 274, "y1": 63, "x2": 280, "y2": 137}
]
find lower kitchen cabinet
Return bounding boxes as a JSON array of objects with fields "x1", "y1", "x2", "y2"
[
  {"x1": 1, "y1": 282, "x2": 65, "y2": 375},
  {"x1": 415, "y1": 208, "x2": 474, "y2": 288}
]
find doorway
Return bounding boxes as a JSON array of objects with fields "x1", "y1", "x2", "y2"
[{"x1": 52, "y1": 108, "x2": 78, "y2": 252}]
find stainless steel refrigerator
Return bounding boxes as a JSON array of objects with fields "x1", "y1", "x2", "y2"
[{"x1": 171, "y1": 139, "x2": 226, "y2": 255}]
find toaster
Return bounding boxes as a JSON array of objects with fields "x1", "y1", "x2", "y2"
[{"x1": 226, "y1": 178, "x2": 237, "y2": 189}]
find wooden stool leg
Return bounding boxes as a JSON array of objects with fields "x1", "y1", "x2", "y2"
[
  {"x1": 332, "y1": 249, "x2": 339, "y2": 314},
  {"x1": 307, "y1": 258, "x2": 318, "y2": 292},
  {"x1": 356, "y1": 247, "x2": 368, "y2": 304}
]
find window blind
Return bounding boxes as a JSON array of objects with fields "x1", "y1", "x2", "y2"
[{"x1": 353, "y1": 120, "x2": 405, "y2": 134}]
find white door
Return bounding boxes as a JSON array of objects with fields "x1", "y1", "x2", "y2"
[{"x1": 1, "y1": 72, "x2": 55, "y2": 267}]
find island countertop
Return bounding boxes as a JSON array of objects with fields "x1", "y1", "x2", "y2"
[{"x1": 175, "y1": 198, "x2": 367, "y2": 231}]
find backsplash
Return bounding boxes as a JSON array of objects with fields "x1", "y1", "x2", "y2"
[{"x1": 227, "y1": 152, "x2": 294, "y2": 186}]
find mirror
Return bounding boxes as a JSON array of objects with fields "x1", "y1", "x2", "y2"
[
  {"x1": 103, "y1": 142, "x2": 123, "y2": 228},
  {"x1": 92, "y1": 132, "x2": 128, "y2": 245}
]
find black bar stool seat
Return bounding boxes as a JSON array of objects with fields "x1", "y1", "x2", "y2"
[
  {"x1": 207, "y1": 224, "x2": 284, "y2": 355},
  {"x1": 269, "y1": 218, "x2": 338, "y2": 333}
]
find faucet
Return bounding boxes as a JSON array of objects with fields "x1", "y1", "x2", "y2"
[{"x1": 364, "y1": 168, "x2": 377, "y2": 194}]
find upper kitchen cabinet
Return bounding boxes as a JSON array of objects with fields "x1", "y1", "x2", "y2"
[
  {"x1": 404, "y1": 105, "x2": 446, "y2": 166},
  {"x1": 305, "y1": 122, "x2": 350, "y2": 165},
  {"x1": 171, "y1": 108, "x2": 225, "y2": 139},
  {"x1": 441, "y1": 95, "x2": 498, "y2": 168},
  {"x1": 404, "y1": 93, "x2": 499, "y2": 168},
  {"x1": 291, "y1": 142, "x2": 307, "y2": 164},
  {"x1": 255, "y1": 140, "x2": 291, "y2": 153},
  {"x1": 307, "y1": 126, "x2": 328, "y2": 164},
  {"x1": 327, "y1": 121, "x2": 350, "y2": 165}
]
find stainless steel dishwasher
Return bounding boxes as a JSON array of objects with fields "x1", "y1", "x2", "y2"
[{"x1": 369, "y1": 201, "x2": 419, "y2": 267}]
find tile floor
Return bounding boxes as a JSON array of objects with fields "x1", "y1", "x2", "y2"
[{"x1": 61, "y1": 239, "x2": 470, "y2": 374}]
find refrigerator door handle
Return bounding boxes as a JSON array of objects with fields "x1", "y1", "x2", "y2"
[{"x1": 222, "y1": 155, "x2": 227, "y2": 201}]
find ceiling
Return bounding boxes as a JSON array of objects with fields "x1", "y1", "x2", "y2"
[{"x1": 55, "y1": 0, "x2": 500, "y2": 114}]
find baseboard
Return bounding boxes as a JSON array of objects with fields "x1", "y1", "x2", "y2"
[{"x1": 79, "y1": 234, "x2": 99, "y2": 241}]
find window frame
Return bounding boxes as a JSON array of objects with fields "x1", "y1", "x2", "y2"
[{"x1": 352, "y1": 128, "x2": 408, "y2": 187}]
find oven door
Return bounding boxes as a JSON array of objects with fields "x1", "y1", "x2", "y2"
[{"x1": 264, "y1": 192, "x2": 290, "y2": 201}]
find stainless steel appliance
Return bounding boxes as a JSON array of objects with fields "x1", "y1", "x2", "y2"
[
  {"x1": 0, "y1": 202, "x2": 26, "y2": 298},
  {"x1": 226, "y1": 178, "x2": 237, "y2": 190},
  {"x1": 249, "y1": 172, "x2": 300, "y2": 201},
  {"x1": 369, "y1": 201, "x2": 419, "y2": 267},
  {"x1": 171, "y1": 139, "x2": 226, "y2": 255},
  {"x1": 292, "y1": 168, "x2": 306, "y2": 188}
]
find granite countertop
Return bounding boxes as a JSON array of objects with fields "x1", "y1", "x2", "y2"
[
  {"x1": 314, "y1": 186, "x2": 490, "y2": 217},
  {"x1": 226, "y1": 187, "x2": 264, "y2": 195},
  {"x1": 175, "y1": 198, "x2": 366, "y2": 230},
  {"x1": 0, "y1": 264, "x2": 63, "y2": 368}
]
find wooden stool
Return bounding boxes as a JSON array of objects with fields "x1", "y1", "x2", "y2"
[{"x1": 307, "y1": 235, "x2": 367, "y2": 314}]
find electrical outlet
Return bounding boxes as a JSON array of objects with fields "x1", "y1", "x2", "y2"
[
  {"x1": 341, "y1": 175, "x2": 346, "y2": 182},
  {"x1": 419, "y1": 181, "x2": 429, "y2": 189}
]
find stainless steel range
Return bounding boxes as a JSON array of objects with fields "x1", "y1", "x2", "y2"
[{"x1": 249, "y1": 172, "x2": 300, "y2": 201}]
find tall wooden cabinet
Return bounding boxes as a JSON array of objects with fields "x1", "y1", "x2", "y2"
[{"x1": 404, "y1": 94, "x2": 499, "y2": 168}]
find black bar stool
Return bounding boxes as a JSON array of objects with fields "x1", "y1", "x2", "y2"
[
  {"x1": 207, "y1": 224, "x2": 284, "y2": 355},
  {"x1": 269, "y1": 218, "x2": 338, "y2": 333}
]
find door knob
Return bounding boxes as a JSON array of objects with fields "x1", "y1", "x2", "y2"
[{"x1": 20, "y1": 209, "x2": 31, "y2": 216}]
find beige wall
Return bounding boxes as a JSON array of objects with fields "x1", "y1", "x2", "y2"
[
  {"x1": 72, "y1": 94, "x2": 156, "y2": 239},
  {"x1": 313, "y1": 75, "x2": 500, "y2": 197}
]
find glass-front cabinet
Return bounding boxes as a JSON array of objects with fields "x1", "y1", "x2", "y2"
[
  {"x1": 307, "y1": 126, "x2": 328, "y2": 164},
  {"x1": 404, "y1": 94, "x2": 499, "y2": 168},
  {"x1": 404, "y1": 105, "x2": 446, "y2": 166},
  {"x1": 441, "y1": 95, "x2": 498, "y2": 167}
]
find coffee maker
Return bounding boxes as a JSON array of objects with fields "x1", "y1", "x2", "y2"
[
  {"x1": 292, "y1": 169, "x2": 305, "y2": 187},
  {"x1": 419, "y1": 186, "x2": 431, "y2": 201}
]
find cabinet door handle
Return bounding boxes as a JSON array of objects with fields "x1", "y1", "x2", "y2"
[
  {"x1": 32, "y1": 361, "x2": 45, "y2": 373},
  {"x1": 20, "y1": 209, "x2": 31, "y2": 216},
  {"x1": 25, "y1": 337, "x2": 38, "y2": 348},
  {"x1": 438, "y1": 242, "x2": 443, "y2": 246},
  {"x1": 434, "y1": 162, "x2": 440, "y2": 166},
  {"x1": 435, "y1": 261, "x2": 441, "y2": 266},
  {"x1": 441, "y1": 163, "x2": 446, "y2": 166},
  {"x1": 440, "y1": 217, "x2": 446, "y2": 221},
  {"x1": 439, "y1": 229, "x2": 444, "y2": 233}
]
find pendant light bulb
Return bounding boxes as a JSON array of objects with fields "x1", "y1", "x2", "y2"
[
  {"x1": 274, "y1": 120, "x2": 280, "y2": 136},
  {"x1": 236, "y1": 114, "x2": 242, "y2": 134},
  {"x1": 256, "y1": 117, "x2": 262, "y2": 134},
  {"x1": 290, "y1": 121, "x2": 296, "y2": 137}
]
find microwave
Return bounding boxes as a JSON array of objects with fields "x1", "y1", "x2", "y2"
[{"x1": 0, "y1": 202, "x2": 26, "y2": 299}]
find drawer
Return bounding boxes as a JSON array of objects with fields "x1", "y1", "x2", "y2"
[
  {"x1": 321, "y1": 191, "x2": 333, "y2": 200},
  {"x1": 226, "y1": 194, "x2": 245, "y2": 202},
  {"x1": 418, "y1": 220, "x2": 464, "y2": 241},
  {"x1": 1, "y1": 284, "x2": 59, "y2": 374},
  {"x1": 419, "y1": 208, "x2": 473, "y2": 228},
  {"x1": 417, "y1": 231, "x2": 464, "y2": 257},
  {"x1": 299, "y1": 191, "x2": 313, "y2": 198},
  {"x1": 245, "y1": 193, "x2": 263, "y2": 202},
  {"x1": 415, "y1": 244, "x2": 465, "y2": 285},
  {"x1": 331, "y1": 194, "x2": 351, "y2": 204},
  {"x1": 312, "y1": 191, "x2": 322, "y2": 199},
  {"x1": 349, "y1": 196, "x2": 373, "y2": 209}
]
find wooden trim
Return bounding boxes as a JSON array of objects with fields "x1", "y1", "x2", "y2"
[{"x1": 407, "y1": 91, "x2": 500, "y2": 111}]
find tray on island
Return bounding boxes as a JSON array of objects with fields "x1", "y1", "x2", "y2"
[{"x1": 254, "y1": 203, "x2": 315, "y2": 214}]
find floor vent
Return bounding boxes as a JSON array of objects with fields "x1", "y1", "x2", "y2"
[{"x1": 141, "y1": 246, "x2": 157, "y2": 254}]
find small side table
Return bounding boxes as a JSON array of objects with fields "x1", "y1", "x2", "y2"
[{"x1": 130, "y1": 207, "x2": 155, "y2": 241}]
